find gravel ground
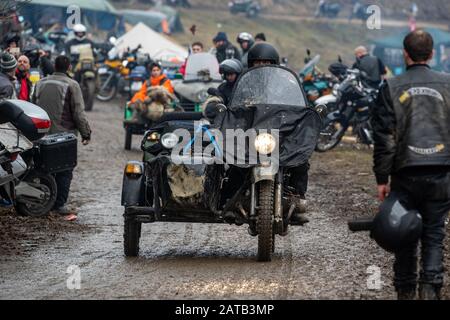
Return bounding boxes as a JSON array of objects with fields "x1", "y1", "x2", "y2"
[{"x1": 0, "y1": 100, "x2": 448, "y2": 300}]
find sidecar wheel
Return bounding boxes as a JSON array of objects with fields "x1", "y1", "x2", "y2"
[
  {"x1": 256, "y1": 180, "x2": 275, "y2": 262},
  {"x1": 124, "y1": 216, "x2": 141, "y2": 257}
]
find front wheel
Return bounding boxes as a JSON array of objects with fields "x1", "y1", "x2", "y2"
[
  {"x1": 124, "y1": 215, "x2": 142, "y2": 257},
  {"x1": 96, "y1": 73, "x2": 118, "y2": 102},
  {"x1": 15, "y1": 172, "x2": 57, "y2": 217},
  {"x1": 83, "y1": 79, "x2": 96, "y2": 112},
  {"x1": 256, "y1": 180, "x2": 275, "y2": 262},
  {"x1": 315, "y1": 119, "x2": 347, "y2": 153}
]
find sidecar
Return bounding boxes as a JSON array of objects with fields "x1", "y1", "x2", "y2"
[{"x1": 121, "y1": 65, "x2": 322, "y2": 261}]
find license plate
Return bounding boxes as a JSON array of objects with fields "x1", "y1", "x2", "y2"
[
  {"x1": 131, "y1": 81, "x2": 143, "y2": 91},
  {"x1": 98, "y1": 67, "x2": 108, "y2": 75}
]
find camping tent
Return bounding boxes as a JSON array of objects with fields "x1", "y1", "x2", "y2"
[
  {"x1": 113, "y1": 22, "x2": 188, "y2": 62},
  {"x1": 19, "y1": 0, "x2": 124, "y2": 37},
  {"x1": 372, "y1": 28, "x2": 450, "y2": 75}
]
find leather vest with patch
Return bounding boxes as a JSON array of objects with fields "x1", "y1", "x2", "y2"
[{"x1": 387, "y1": 66, "x2": 450, "y2": 171}]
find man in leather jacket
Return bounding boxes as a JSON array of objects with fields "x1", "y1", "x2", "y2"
[{"x1": 372, "y1": 30, "x2": 450, "y2": 300}]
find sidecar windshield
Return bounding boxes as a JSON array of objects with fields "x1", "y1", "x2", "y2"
[
  {"x1": 184, "y1": 53, "x2": 222, "y2": 82},
  {"x1": 230, "y1": 66, "x2": 307, "y2": 108}
]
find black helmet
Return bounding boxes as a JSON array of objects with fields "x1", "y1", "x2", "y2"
[
  {"x1": 219, "y1": 58, "x2": 243, "y2": 75},
  {"x1": 247, "y1": 43, "x2": 280, "y2": 68},
  {"x1": 371, "y1": 193, "x2": 423, "y2": 253},
  {"x1": 3, "y1": 32, "x2": 20, "y2": 47}
]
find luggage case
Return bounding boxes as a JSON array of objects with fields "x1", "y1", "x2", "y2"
[{"x1": 37, "y1": 133, "x2": 78, "y2": 173}]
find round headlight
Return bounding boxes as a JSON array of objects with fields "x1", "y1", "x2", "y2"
[
  {"x1": 197, "y1": 90, "x2": 209, "y2": 102},
  {"x1": 161, "y1": 133, "x2": 178, "y2": 149},
  {"x1": 254, "y1": 133, "x2": 276, "y2": 155}
]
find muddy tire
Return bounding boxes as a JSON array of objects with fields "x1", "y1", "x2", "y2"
[
  {"x1": 256, "y1": 180, "x2": 275, "y2": 262},
  {"x1": 83, "y1": 79, "x2": 96, "y2": 112},
  {"x1": 15, "y1": 172, "x2": 57, "y2": 217},
  {"x1": 125, "y1": 128, "x2": 132, "y2": 150},
  {"x1": 124, "y1": 216, "x2": 141, "y2": 257}
]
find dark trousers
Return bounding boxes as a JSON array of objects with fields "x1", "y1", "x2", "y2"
[
  {"x1": 53, "y1": 169, "x2": 74, "y2": 209},
  {"x1": 288, "y1": 163, "x2": 310, "y2": 197},
  {"x1": 391, "y1": 171, "x2": 450, "y2": 290}
]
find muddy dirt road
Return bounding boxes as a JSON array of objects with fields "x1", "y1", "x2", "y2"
[{"x1": 1, "y1": 101, "x2": 448, "y2": 300}]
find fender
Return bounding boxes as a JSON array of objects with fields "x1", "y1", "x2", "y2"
[
  {"x1": 121, "y1": 161, "x2": 146, "y2": 207},
  {"x1": 252, "y1": 163, "x2": 278, "y2": 184},
  {"x1": 315, "y1": 94, "x2": 337, "y2": 107}
]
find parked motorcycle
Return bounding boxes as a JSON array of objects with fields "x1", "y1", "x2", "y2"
[
  {"x1": 315, "y1": 0, "x2": 341, "y2": 18},
  {"x1": 97, "y1": 45, "x2": 151, "y2": 102},
  {"x1": 0, "y1": 100, "x2": 56, "y2": 216},
  {"x1": 315, "y1": 69, "x2": 377, "y2": 152},
  {"x1": 229, "y1": 0, "x2": 261, "y2": 18},
  {"x1": 300, "y1": 50, "x2": 336, "y2": 104},
  {"x1": 349, "y1": 2, "x2": 371, "y2": 22},
  {"x1": 121, "y1": 65, "x2": 321, "y2": 261}
]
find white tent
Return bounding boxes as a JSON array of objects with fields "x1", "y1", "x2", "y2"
[{"x1": 114, "y1": 22, "x2": 188, "y2": 62}]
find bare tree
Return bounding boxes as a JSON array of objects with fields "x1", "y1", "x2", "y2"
[{"x1": 0, "y1": 0, "x2": 31, "y2": 20}]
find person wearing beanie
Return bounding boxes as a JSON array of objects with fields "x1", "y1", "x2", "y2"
[
  {"x1": 211, "y1": 32, "x2": 241, "y2": 63},
  {"x1": 255, "y1": 33, "x2": 267, "y2": 43},
  {"x1": 0, "y1": 51, "x2": 18, "y2": 100}
]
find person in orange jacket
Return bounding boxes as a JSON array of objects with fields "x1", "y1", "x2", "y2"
[{"x1": 131, "y1": 62, "x2": 174, "y2": 103}]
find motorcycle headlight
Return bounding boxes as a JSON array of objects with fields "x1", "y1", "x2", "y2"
[
  {"x1": 197, "y1": 90, "x2": 209, "y2": 102},
  {"x1": 254, "y1": 133, "x2": 276, "y2": 155},
  {"x1": 122, "y1": 60, "x2": 129, "y2": 68},
  {"x1": 161, "y1": 133, "x2": 179, "y2": 149},
  {"x1": 332, "y1": 84, "x2": 340, "y2": 96}
]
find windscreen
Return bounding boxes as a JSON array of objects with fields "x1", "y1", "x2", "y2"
[{"x1": 230, "y1": 66, "x2": 307, "y2": 108}]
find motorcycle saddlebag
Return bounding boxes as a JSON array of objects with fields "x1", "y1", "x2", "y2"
[{"x1": 36, "y1": 133, "x2": 78, "y2": 173}]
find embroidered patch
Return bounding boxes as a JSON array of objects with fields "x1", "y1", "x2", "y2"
[
  {"x1": 402, "y1": 87, "x2": 444, "y2": 103},
  {"x1": 408, "y1": 144, "x2": 445, "y2": 155},
  {"x1": 399, "y1": 91, "x2": 410, "y2": 104}
]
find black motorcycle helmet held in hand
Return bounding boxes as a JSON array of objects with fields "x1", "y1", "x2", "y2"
[
  {"x1": 247, "y1": 43, "x2": 280, "y2": 68},
  {"x1": 371, "y1": 193, "x2": 423, "y2": 253}
]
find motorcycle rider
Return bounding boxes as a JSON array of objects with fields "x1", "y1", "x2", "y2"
[
  {"x1": 372, "y1": 30, "x2": 450, "y2": 300},
  {"x1": 2, "y1": 32, "x2": 21, "y2": 58},
  {"x1": 255, "y1": 33, "x2": 266, "y2": 43},
  {"x1": 211, "y1": 32, "x2": 241, "y2": 63},
  {"x1": 22, "y1": 44, "x2": 54, "y2": 78},
  {"x1": 0, "y1": 52, "x2": 18, "y2": 100},
  {"x1": 237, "y1": 32, "x2": 254, "y2": 68},
  {"x1": 353, "y1": 46, "x2": 387, "y2": 89},
  {"x1": 64, "y1": 24, "x2": 95, "y2": 66},
  {"x1": 32, "y1": 55, "x2": 92, "y2": 220},
  {"x1": 130, "y1": 62, "x2": 174, "y2": 104},
  {"x1": 247, "y1": 43, "x2": 310, "y2": 224},
  {"x1": 217, "y1": 59, "x2": 243, "y2": 106}
]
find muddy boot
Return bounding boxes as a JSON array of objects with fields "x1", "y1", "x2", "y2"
[
  {"x1": 288, "y1": 195, "x2": 309, "y2": 225},
  {"x1": 419, "y1": 284, "x2": 441, "y2": 300},
  {"x1": 397, "y1": 287, "x2": 416, "y2": 300}
]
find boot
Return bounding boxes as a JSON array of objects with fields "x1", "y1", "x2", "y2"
[
  {"x1": 419, "y1": 284, "x2": 441, "y2": 300},
  {"x1": 288, "y1": 195, "x2": 309, "y2": 225},
  {"x1": 397, "y1": 287, "x2": 416, "y2": 300}
]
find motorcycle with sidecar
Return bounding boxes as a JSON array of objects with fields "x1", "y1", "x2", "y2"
[{"x1": 121, "y1": 65, "x2": 322, "y2": 261}]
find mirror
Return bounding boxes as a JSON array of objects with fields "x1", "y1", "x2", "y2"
[{"x1": 314, "y1": 104, "x2": 328, "y2": 119}]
